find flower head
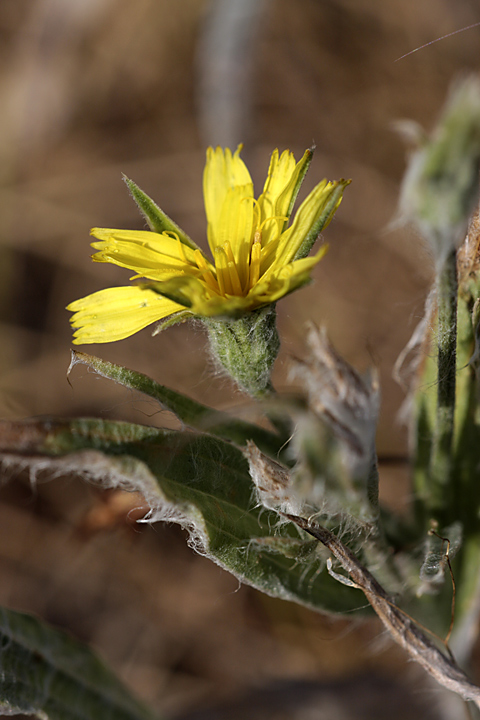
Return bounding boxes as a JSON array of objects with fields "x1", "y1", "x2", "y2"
[{"x1": 68, "y1": 146, "x2": 349, "y2": 344}]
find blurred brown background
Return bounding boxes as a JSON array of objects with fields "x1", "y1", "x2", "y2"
[{"x1": 0, "y1": 0, "x2": 479, "y2": 718}]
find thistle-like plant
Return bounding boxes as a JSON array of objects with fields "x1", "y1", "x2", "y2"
[{"x1": 2, "y1": 77, "x2": 480, "y2": 719}]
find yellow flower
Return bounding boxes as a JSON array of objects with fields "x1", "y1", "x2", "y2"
[{"x1": 68, "y1": 146, "x2": 349, "y2": 344}]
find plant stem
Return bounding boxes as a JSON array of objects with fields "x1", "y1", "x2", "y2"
[
  {"x1": 429, "y1": 248, "x2": 458, "y2": 513},
  {"x1": 286, "y1": 513, "x2": 480, "y2": 709}
]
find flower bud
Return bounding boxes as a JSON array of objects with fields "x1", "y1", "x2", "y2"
[{"x1": 205, "y1": 304, "x2": 280, "y2": 396}]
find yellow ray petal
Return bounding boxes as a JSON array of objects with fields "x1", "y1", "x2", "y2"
[
  {"x1": 249, "y1": 238, "x2": 262, "y2": 288},
  {"x1": 151, "y1": 274, "x2": 250, "y2": 317},
  {"x1": 193, "y1": 291, "x2": 251, "y2": 317},
  {"x1": 92, "y1": 242, "x2": 193, "y2": 270},
  {"x1": 147, "y1": 274, "x2": 214, "y2": 310},
  {"x1": 248, "y1": 272, "x2": 307, "y2": 306},
  {"x1": 203, "y1": 146, "x2": 253, "y2": 253},
  {"x1": 68, "y1": 286, "x2": 183, "y2": 344},
  {"x1": 271, "y1": 179, "x2": 339, "y2": 265},
  {"x1": 275, "y1": 246, "x2": 328, "y2": 280},
  {"x1": 214, "y1": 186, "x2": 254, "y2": 284},
  {"x1": 127, "y1": 268, "x2": 194, "y2": 282},
  {"x1": 254, "y1": 246, "x2": 328, "y2": 302},
  {"x1": 91, "y1": 241, "x2": 202, "y2": 281},
  {"x1": 214, "y1": 245, "x2": 231, "y2": 296},
  {"x1": 256, "y1": 148, "x2": 312, "y2": 247},
  {"x1": 257, "y1": 149, "x2": 296, "y2": 218},
  {"x1": 91, "y1": 228, "x2": 199, "y2": 266}
]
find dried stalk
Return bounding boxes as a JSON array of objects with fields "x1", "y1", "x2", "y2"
[{"x1": 285, "y1": 513, "x2": 480, "y2": 709}]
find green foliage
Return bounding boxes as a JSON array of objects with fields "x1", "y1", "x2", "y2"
[
  {"x1": 409, "y1": 244, "x2": 480, "y2": 641},
  {"x1": 0, "y1": 606, "x2": 156, "y2": 720},
  {"x1": 71, "y1": 350, "x2": 285, "y2": 459},
  {"x1": 4, "y1": 76, "x2": 480, "y2": 712},
  {"x1": 0, "y1": 416, "x2": 367, "y2": 617},
  {"x1": 123, "y1": 176, "x2": 199, "y2": 251}
]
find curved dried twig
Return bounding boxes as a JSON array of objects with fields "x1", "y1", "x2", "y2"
[{"x1": 285, "y1": 513, "x2": 480, "y2": 709}]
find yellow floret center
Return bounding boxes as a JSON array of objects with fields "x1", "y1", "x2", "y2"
[{"x1": 195, "y1": 215, "x2": 287, "y2": 298}]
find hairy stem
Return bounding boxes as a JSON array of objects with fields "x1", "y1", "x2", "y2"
[
  {"x1": 286, "y1": 513, "x2": 480, "y2": 709},
  {"x1": 429, "y1": 248, "x2": 458, "y2": 513}
]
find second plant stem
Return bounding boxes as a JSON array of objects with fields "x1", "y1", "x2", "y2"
[{"x1": 429, "y1": 248, "x2": 458, "y2": 515}]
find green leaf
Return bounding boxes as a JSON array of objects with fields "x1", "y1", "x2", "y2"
[
  {"x1": 412, "y1": 251, "x2": 480, "y2": 525},
  {"x1": 0, "y1": 417, "x2": 368, "y2": 617},
  {"x1": 70, "y1": 351, "x2": 285, "y2": 459},
  {"x1": 0, "y1": 605, "x2": 156, "y2": 720},
  {"x1": 408, "y1": 245, "x2": 480, "y2": 642},
  {"x1": 123, "y1": 176, "x2": 199, "y2": 251}
]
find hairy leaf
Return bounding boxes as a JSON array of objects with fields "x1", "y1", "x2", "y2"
[
  {"x1": 123, "y1": 176, "x2": 199, "y2": 251},
  {"x1": 0, "y1": 417, "x2": 367, "y2": 616},
  {"x1": 69, "y1": 351, "x2": 285, "y2": 460},
  {"x1": 0, "y1": 605, "x2": 156, "y2": 720}
]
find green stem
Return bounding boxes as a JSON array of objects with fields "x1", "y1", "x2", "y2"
[
  {"x1": 429, "y1": 248, "x2": 458, "y2": 513},
  {"x1": 205, "y1": 308, "x2": 293, "y2": 443}
]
